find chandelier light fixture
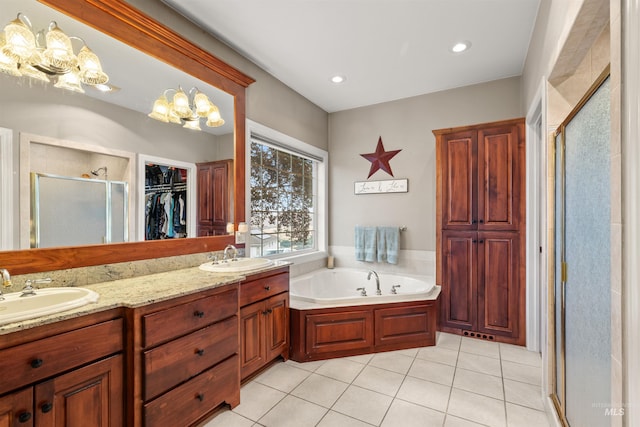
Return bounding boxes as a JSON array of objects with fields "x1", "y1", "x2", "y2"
[
  {"x1": 148, "y1": 86, "x2": 225, "y2": 131},
  {"x1": 0, "y1": 13, "x2": 110, "y2": 93}
]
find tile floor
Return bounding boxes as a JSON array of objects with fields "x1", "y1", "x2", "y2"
[{"x1": 200, "y1": 332, "x2": 551, "y2": 427}]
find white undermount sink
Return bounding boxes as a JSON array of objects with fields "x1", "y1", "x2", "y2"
[
  {"x1": 199, "y1": 257, "x2": 274, "y2": 273},
  {"x1": 0, "y1": 287, "x2": 100, "y2": 325}
]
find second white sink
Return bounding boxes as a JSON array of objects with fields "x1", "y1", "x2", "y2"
[
  {"x1": 199, "y1": 258, "x2": 273, "y2": 273},
  {"x1": 0, "y1": 287, "x2": 100, "y2": 325}
]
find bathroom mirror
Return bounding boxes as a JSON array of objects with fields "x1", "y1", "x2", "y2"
[{"x1": 0, "y1": 0, "x2": 253, "y2": 274}]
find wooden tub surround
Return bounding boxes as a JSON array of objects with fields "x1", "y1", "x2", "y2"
[{"x1": 290, "y1": 295, "x2": 440, "y2": 362}]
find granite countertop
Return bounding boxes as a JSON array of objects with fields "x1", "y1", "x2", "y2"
[{"x1": 0, "y1": 261, "x2": 290, "y2": 335}]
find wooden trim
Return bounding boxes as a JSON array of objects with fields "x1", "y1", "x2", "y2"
[
  {"x1": 432, "y1": 117, "x2": 525, "y2": 136},
  {"x1": 0, "y1": 0, "x2": 254, "y2": 275}
]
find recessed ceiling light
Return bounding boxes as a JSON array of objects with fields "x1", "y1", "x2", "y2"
[
  {"x1": 451, "y1": 41, "x2": 471, "y2": 53},
  {"x1": 330, "y1": 75, "x2": 346, "y2": 84}
]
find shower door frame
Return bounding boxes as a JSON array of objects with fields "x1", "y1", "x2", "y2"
[{"x1": 550, "y1": 65, "x2": 610, "y2": 427}]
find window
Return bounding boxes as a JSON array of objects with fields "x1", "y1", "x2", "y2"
[{"x1": 247, "y1": 121, "x2": 327, "y2": 259}]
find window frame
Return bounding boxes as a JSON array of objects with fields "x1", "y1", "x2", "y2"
[{"x1": 245, "y1": 119, "x2": 328, "y2": 262}]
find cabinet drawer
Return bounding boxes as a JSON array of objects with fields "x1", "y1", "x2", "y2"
[
  {"x1": 144, "y1": 355, "x2": 238, "y2": 427},
  {"x1": 239, "y1": 274, "x2": 288, "y2": 307},
  {"x1": 144, "y1": 316, "x2": 238, "y2": 401},
  {"x1": 143, "y1": 288, "x2": 237, "y2": 348},
  {"x1": 0, "y1": 319, "x2": 123, "y2": 395}
]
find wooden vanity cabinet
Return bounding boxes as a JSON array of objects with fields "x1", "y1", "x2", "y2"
[
  {"x1": 129, "y1": 284, "x2": 240, "y2": 427},
  {"x1": 239, "y1": 268, "x2": 289, "y2": 380},
  {"x1": 0, "y1": 310, "x2": 124, "y2": 427}
]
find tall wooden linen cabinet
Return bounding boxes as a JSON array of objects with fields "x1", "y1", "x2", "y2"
[
  {"x1": 196, "y1": 160, "x2": 233, "y2": 236},
  {"x1": 434, "y1": 118, "x2": 526, "y2": 345}
]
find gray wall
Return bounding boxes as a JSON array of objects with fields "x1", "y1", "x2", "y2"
[
  {"x1": 328, "y1": 77, "x2": 523, "y2": 251},
  {"x1": 128, "y1": 0, "x2": 329, "y2": 151}
]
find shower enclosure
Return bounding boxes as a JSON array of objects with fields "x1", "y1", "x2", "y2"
[{"x1": 552, "y1": 69, "x2": 611, "y2": 426}]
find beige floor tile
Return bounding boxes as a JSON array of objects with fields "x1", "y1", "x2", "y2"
[
  {"x1": 416, "y1": 345, "x2": 459, "y2": 366},
  {"x1": 447, "y1": 388, "x2": 506, "y2": 427},
  {"x1": 457, "y1": 351, "x2": 502, "y2": 377},
  {"x1": 353, "y1": 365, "x2": 405, "y2": 396},
  {"x1": 501, "y1": 360, "x2": 542, "y2": 386},
  {"x1": 258, "y1": 395, "x2": 327, "y2": 427},
  {"x1": 316, "y1": 410, "x2": 373, "y2": 427},
  {"x1": 315, "y1": 358, "x2": 366, "y2": 383},
  {"x1": 284, "y1": 358, "x2": 326, "y2": 372},
  {"x1": 460, "y1": 337, "x2": 501, "y2": 359},
  {"x1": 200, "y1": 409, "x2": 254, "y2": 427},
  {"x1": 368, "y1": 351, "x2": 415, "y2": 374},
  {"x1": 437, "y1": 332, "x2": 462, "y2": 350},
  {"x1": 444, "y1": 414, "x2": 489, "y2": 426},
  {"x1": 503, "y1": 379, "x2": 544, "y2": 411},
  {"x1": 408, "y1": 358, "x2": 456, "y2": 386},
  {"x1": 393, "y1": 347, "x2": 420, "y2": 357},
  {"x1": 505, "y1": 402, "x2": 551, "y2": 427},
  {"x1": 396, "y1": 376, "x2": 451, "y2": 412},
  {"x1": 291, "y1": 373, "x2": 349, "y2": 408},
  {"x1": 233, "y1": 382, "x2": 286, "y2": 421},
  {"x1": 500, "y1": 344, "x2": 542, "y2": 367},
  {"x1": 453, "y1": 368, "x2": 504, "y2": 400},
  {"x1": 345, "y1": 353, "x2": 375, "y2": 364},
  {"x1": 332, "y1": 385, "x2": 393, "y2": 425},
  {"x1": 381, "y1": 399, "x2": 446, "y2": 427},
  {"x1": 253, "y1": 362, "x2": 311, "y2": 392}
]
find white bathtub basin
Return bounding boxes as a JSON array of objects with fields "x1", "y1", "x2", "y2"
[
  {"x1": 0, "y1": 287, "x2": 100, "y2": 325},
  {"x1": 199, "y1": 257, "x2": 274, "y2": 273}
]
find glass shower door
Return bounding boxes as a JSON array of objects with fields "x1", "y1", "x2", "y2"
[{"x1": 553, "y1": 74, "x2": 611, "y2": 426}]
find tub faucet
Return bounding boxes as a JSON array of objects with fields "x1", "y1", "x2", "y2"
[
  {"x1": 367, "y1": 270, "x2": 381, "y2": 295},
  {"x1": 223, "y1": 244, "x2": 238, "y2": 261},
  {"x1": 0, "y1": 268, "x2": 12, "y2": 301}
]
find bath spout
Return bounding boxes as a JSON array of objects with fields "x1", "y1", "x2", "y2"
[{"x1": 367, "y1": 270, "x2": 381, "y2": 295}]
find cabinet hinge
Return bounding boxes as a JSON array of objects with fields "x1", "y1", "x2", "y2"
[{"x1": 561, "y1": 262, "x2": 568, "y2": 282}]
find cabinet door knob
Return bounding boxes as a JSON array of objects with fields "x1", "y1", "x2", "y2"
[
  {"x1": 196, "y1": 393, "x2": 204, "y2": 402},
  {"x1": 41, "y1": 402, "x2": 53, "y2": 413},
  {"x1": 193, "y1": 310, "x2": 205, "y2": 318},
  {"x1": 30, "y1": 358, "x2": 43, "y2": 368},
  {"x1": 479, "y1": 219, "x2": 484, "y2": 223},
  {"x1": 472, "y1": 219, "x2": 477, "y2": 224},
  {"x1": 195, "y1": 349, "x2": 205, "y2": 356},
  {"x1": 264, "y1": 285, "x2": 271, "y2": 291},
  {"x1": 472, "y1": 240, "x2": 477, "y2": 243},
  {"x1": 18, "y1": 412, "x2": 32, "y2": 423},
  {"x1": 479, "y1": 240, "x2": 484, "y2": 243}
]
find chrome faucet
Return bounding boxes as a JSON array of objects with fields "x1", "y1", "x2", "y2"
[
  {"x1": 20, "y1": 278, "x2": 52, "y2": 297},
  {"x1": 0, "y1": 268, "x2": 12, "y2": 301},
  {"x1": 223, "y1": 244, "x2": 238, "y2": 261},
  {"x1": 367, "y1": 270, "x2": 381, "y2": 295}
]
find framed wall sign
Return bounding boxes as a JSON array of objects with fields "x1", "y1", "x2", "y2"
[{"x1": 354, "y1": 178, "x2": 408, "y2": 194}]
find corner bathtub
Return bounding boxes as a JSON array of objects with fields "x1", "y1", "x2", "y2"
[
  {"x1": 290, "y1": 268, "x2": 437, "y2": 307},
  {"x1": 289, "y1": 268, "x2": 441, "y2": 362}
]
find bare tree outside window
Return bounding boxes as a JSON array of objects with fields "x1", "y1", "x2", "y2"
[{"x1": 250, "y1": 142, "x2": 316, "y2": 257}]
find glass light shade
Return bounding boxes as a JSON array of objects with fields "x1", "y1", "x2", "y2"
[
  {"x1": 0, "y1": 34, "x2": 22, "y2": 76},
  {"x1": 77, "y1": 46, "x2": 108, "y2": 85},
  {"x1": 54, "y1": 69, "x2": 84, "y2": 93},
  {"x1": 206, "y1": 105, "x2": 225, "y2": 127},
  {"x1": 226, "y1": 222, "x2": 235, "y2": 234},
  {"x1": 148, "y1": 95, "x2": 170, "y2": 122},
  {"x1": 238, "y1": 222, "x2": 249, "y2": 233},
  {"x1": 182, "y1": 116, "x2": 202, "y2": 131},
  {"x1": 171, "y1": 89, "x2": 192, "y2": 118},
  {"x1": 167, "y1": 104, "x2": 182, "y2": 124},
  {"x1": 2, "y1": 17, "x2": 36, "y2": 63},
  {"x1": 43, "y1": 23, "x2": 77, "y2": 72},
  {"x1": 193, "y1": 92, "x2": 213, "y2": 117}
]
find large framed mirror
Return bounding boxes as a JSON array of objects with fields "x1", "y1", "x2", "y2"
[{"x1": 0, "y1": 0, "x2": 254, "y2": 274}]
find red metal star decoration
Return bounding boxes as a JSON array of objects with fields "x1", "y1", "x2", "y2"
[{"x1": 360, "y1": 137, "x2": 402, "y2": 178}]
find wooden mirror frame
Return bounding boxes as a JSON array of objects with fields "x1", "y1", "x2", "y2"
[{"x1": 2, "y1": 0, "x2": 254, "y2": 275}]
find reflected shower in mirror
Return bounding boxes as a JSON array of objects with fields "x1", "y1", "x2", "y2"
[{"x1": 0, "y1": 0, "x2": 235, "y2": 250}]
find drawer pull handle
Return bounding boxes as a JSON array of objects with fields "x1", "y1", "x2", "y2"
[
  {"x1": 194, "y1": 310, "x2": 205, "y2": 318},
  {"x1": 196, "y1": 349, "x2": 205, "y2": 356},
  {"x1": 30, "y1": 358, "x2": 43, "y2": 368},
  {"x1": 264, "y1": 285, "x2": 271, "y2": 291},
  {"x1": 262, "y1": 308, "x2": 273, "y2": 315},
  {"x1": 196, "y1": 393, "x2": 204, "y2": 402},
  {"x1": 18, "y1": 412, "x2": 32, "y2": 423},
  {"x1": 41, "y1": 402, "x2": 53, "y2": 413}
]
